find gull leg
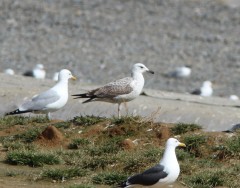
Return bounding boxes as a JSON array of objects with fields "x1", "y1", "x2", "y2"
[
  {"x1": 123, "y1": 102, "x2": 128, "y2": 115},
  {"x1": 118, "y1": 103, "x2": 122, "y2": 118},
  {"x1": 46, "y1": 112, "x2": 51, "y2": 120}
]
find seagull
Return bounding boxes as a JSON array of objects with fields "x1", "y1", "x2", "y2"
[
  {"x1": 119, "y1": 138, "x2": 186, "y2": 188},
  {"x1": 72, "y1": 63, "x2": 154, "y2": 118},
  {"x1": 4, "y1": 68, "x2": 15, "y2": 75},
  {"x1": 191, "y1": 81, "x2": 213, "y2": 97},
  {"x1": 222, "y1": 124, "x2": 240, "y2": 133},
  {"x1": 5, "y1": 69, "x2": 76, "y2": 119},
  {"x1": 166, "y1": 65, "x2": 191, "y2": 78},
  {"x1": 23, "y1": 64, "x2": 46, "y2": 79},
  {"x1": 229, "y1": 95, "x2": 239, "y2": 101}
]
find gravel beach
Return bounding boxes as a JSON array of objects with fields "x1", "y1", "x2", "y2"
[{"x1": 1, "y1": 0, "x2": 240, "y2": 97}]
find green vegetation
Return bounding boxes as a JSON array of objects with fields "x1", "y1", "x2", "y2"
[
  {"x1": 171, "y1": 123, "x2": 202, "y2": 135},
  {"x1": 6, "y1": 150, "x2": 61, "y2": 167},
  {"x1": 72, "y1": 115, "x2": 106, "y2": 126},
  {"x1": 42, "y1": 167, "x2": 88, "y2": 181},
  {"x1": 92, "y1": 172, "x2": 127, "y2": 185},
  {"x1": 0, "y1": 116, "x2": 239, "y2": 187}
]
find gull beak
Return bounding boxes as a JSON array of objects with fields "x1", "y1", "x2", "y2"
[
  {"x1": 148, "y1": 70, "x2": 154, "y2": 74},
  {"x1": 71, "y1": 76, "x2": 77, "y2": 80},
  {"x1": 178, "y1": 142, "x2": 186, "y2": 147}
]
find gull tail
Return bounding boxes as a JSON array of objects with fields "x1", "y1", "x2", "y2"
[
  {"x1": 72, "y1": 93, "x2": 95, "y2": 103},
  {"x1": 5, "y1": 109, "x2": 31, "y2": 116}
]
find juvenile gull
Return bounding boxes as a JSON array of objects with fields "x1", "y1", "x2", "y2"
[
  {"x1": 5, "y1": 69, "x2": 76, "y2": 119},
  {"x1": 119, "y1": 138, "x2": 186, "y2": 187},
  {"x1": 166, "y1": 65, "x2": 191, "y2": 78},
  {"x1": 191, "y1": 80, "x2": 213, "y2": 97},
  {"x1": 72, "y1": 63, "x2": 154, "y2": 118},
  {"x1": 23, "y1": 64, "x2": 46, "y2": 79}
]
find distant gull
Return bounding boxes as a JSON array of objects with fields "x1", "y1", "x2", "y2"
[
  {"x1": 191, "y1": 80, "x2": 213, "y2": 97},
  {"x1": 23, "y1": 64, "x2": 46, "y2": 79},
  {"x1": 72, "y1": 63, "x2": 154, "y2": 118},
  {"x1": 4, "y1": 68, "x2": 15, "y2": 75},
  {"x1": 119, "y1": 138, "x2": 186, "y2": 187},
  {"x1": 222, "y1": 124, "x2": 240, "y2": 133},
  {"x1": 166, "y1": 65, "x2": 191, "y2": 78},
  {"x1": 5, "y1": 69, "x2": 76, "y2": 119},
  {"x1": 52, "y1": 72, "x2": 59, "y2": 82},
  {"x1": 229, "y1": 95, "x2": 239, "y2": 101}
]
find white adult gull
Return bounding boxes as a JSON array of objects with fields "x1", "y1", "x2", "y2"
[
  {"x1": 5, "y1": 69, "x2": 76, "y2": 119},
  {"x1": 119, "y1": 138, "x2": 186, "y2": 188},
  {"x1": 166, "y1": 65, "x2": 191, "y2": 78},
  {"x1": 23, "y1": 64, "x2": 46, "y2": 79},
  {"x1": 72, "y1": 63, "x2": 154, "y2": 118},
  {"x1": 4, "y1": 68, "x2": 15, "y2": 75},
  {"x1": 191, "y1": 80, "x2": 213, "y2": 97}
]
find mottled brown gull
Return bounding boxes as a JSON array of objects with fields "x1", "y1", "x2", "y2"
[{"x1": 72, "y1": 63, "x2": 154, "y2": 118}]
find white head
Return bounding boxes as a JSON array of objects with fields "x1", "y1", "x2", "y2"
[
  {"x1": 35, "y1": 64, "x2": 44, "y2": 70},
  {"x1": 58, "y1": 69, "x2": 76, "y2": 82},
  {"x1": 203, "y1": 81, "x2": 212, "y2": 88},
  {"x1": 132, "y1": 63, "x2": 154, "y2": 74},
  {"x1": 165, "y1": 138, "x2": 186, "y2": 149}
]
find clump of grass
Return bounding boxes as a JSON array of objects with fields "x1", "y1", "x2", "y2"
[
  {"x1": 81, "y1": 155, "x2": 116, "y2": 170},
  {"x1": 6, "y1": 150, "x2": 61, "y2": 167},
  {"x1": 3, "y1": 142, "x2": 36, "y2": 151},
  {"x1": 42, "y1": 167, "x2": 88, "y2": 181},
  {"x1": 183, "y1": 135, "x2": 207, "y2": 157},
  {"x1": 183, "y1": 170, "x2": 224, "y2": 188},
  {"x1": 213, "y1": 135, "x2": 240, "y2": 159},
  {"x1": 72, "y1": 115, "x2": 106, "y2": 126},
  {"x1": 110, "y1": 116, "x2": 141, "y2": 125},
  {"x1": 14, "y1": 127, "x2": 42, "y2": 143},
  {"x1": 0, "y1": 116, "x2": 49, "y2": 129},
  {"x1": 171, "y1": 123, "x2": 202, "y2": 135},
  {"x1": 53, "y1": 121, "x2": 71, "y2": 129},
  {"x1": 92, "y1": 172, "x2": 127, "y2": 185},
  {"x1": 68, "y1": 138, "x2": 90, "y2": 149},
  {"x1": 69, "y1": 184, "x2": 95, "y2": 188}
]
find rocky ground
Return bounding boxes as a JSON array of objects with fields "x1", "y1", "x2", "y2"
[{"x1": 1, "y1": 0, "x2": 240, "y2": 97}]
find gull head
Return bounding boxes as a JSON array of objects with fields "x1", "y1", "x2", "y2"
[
  {"x1": 132, "y1": 63, "x2": 154, "y2": 74},
  {"x1": 35, "y1": 64, "x2": 45, "y2": 70},
  {"x1": 203, "y1": 81, "x2": 212, "y2": 88},
  {"x1": 166, "y1": 138, "x2": 186, "y2": 149},
  {"x1": 58, "y1": 69, "x2": 76, "y2": 81}
]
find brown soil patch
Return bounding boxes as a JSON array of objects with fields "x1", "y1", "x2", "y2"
[
  {"x1": 0, "y1": 125, "x2": 26, "y2": 137},
  {"x1": 36, "y1": 126, "x2": 65, "y2": 148},
  {"x1": 120, "y1": 139, "x2": 136, "y2": 150}
]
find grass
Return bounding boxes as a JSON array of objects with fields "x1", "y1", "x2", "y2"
[
  {"x1": 72, "y1": 115, "x2": 106, "y2": 126},
  {"x1": 0, "y1": 116, "x2": 239, "y2": 187},
  {"x1": 42, "y1": 167, "x2": 88, "y2": 181},
  {"x1": 68, "y1": 138, "x2": 90, "y2": 149},
  {"x1": 6, "y1": 150, "x2": 61, "y2": 167},
  {"x1": 92, "y1": 172, "x2": 127, "y2": 185},
  {"x1": 171, "y1": 123, "x2": 202, "y2": 135}
]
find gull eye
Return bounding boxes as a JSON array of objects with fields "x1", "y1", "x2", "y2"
[{"x1": 139, "y1": 66, "x2": 144, "y2": 69}]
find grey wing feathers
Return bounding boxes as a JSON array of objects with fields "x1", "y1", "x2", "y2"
[
  {"x1": 21, "y1": 90, "x2": 60, "y2": 111},
  {"x1": 93, "y1": 77, "x2": 133, "y2": 97},
  {"x1": 127, "y1": 164, "x2": 168, "y2": 186}
]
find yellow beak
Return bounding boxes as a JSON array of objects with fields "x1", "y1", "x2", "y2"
[
  {"x1": 178, "y1": 142, "x2": 186, "y2": 147},
  {"x1": 71, "y1": 76, "x2": 77, "y2": 80}
]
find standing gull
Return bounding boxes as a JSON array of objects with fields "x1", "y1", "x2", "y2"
[
  {"x1": 72, "y1": 63, "x2": 154, "y2": 118},
  {"x1": 119, "y1": 138, "x2": 186, "y2": 187},
  {"x1": 191, "y1": 80, "x2": 213, "y2": 97},
  {"x1": 23, "y1": 64, "x2": 46, "y2": 79},
  {"x1": 5, "y1": 69, "x2": 76, "y2": 119}
]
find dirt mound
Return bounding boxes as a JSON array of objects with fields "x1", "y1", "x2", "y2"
[{"x1": 36, "y1": 126, "x2": 65, "y2": 147}]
